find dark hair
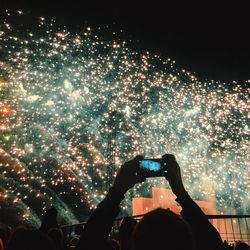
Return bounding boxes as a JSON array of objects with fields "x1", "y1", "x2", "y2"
[
  {"x1": 48, "y1": 228, "x2": 63, "y2": 250},
  {"x1": 133, "y1": 208, "x2": 194, "y2": 250},
  {"x1": 40, "y1": 207, "x2": 59, "y2": 233},
  {"x1": 119, "y1": 216, "x2": 138, "y2": 250},
  {"x1": 6, "y1": 229, "x2": 55, "y2": 250},
  {"x1": 119, "y1": 216, "x2": 137, "y2": 240},
  {"x1": 235, "y1": 241, "x2": 250, "y2": 250}
]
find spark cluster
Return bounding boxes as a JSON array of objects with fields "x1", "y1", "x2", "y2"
[{"x1": 0, "y1": 10, "x2": 249, "y2": 226}]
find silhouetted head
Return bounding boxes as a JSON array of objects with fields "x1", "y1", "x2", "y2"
[
  {"x1": 235, "y1": 241, "x2": 250, "y2": 250},
  {"x1": 40, "y1": 206, "x2": 59, "y2": 233},
  {"x1": 6, "y1": 229, "x2": 55, "y2": 250},
  {"x1": 133, "y1": 208, "x2": 194, "y2": 250},
  {"x1": 119, "y1": 216, "x2": 137, "y2": 250},
  {"x1": 48, "y1": 228, "x2": 63, "y2": 249},
  {"x1": 46, "y1": 206, "x2": 58, "y2": 218},
  {"x1": 8, "y1": 225, "x2": 26, "y2": 242}
]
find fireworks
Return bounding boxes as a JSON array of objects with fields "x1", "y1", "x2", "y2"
[{"x1": 0, "y1": 10, "x2": 249, "y2": 226}]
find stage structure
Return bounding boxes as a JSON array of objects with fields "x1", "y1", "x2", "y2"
[{"x1": 106, "y1": 111, "x2": 118, "y2": 190}]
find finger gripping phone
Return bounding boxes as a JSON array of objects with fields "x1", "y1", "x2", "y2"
[{"x1": 139, "y1": 159, "x2": 167, "y2": 177}]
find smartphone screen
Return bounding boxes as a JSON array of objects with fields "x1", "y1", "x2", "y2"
[
  {"x1": 140, "y1": 160, "x2": 161, "y2": 171},
  {"x1": 139, "y1": 159, "x2": 162, "y2": 177}
]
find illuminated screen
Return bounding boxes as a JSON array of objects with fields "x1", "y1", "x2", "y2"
[{"x1": 140, "y1": 160, "x2": 161, "y2": 171}]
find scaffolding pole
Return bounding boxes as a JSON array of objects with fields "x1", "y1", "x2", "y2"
[{"x1": 106, "y1": 110, "x2": 117, "y2": 190}]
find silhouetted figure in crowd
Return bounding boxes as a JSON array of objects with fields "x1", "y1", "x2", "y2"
[
  {"x1": 133, "y1": 208, "x2": 193, "y2": 250},
  {"x1": 7, "y1": 225, "x2": 26, "y2": 244},
  {"x1": 235, "y1": 241, "x2": 250, "y2": 250},
  {"x1": 40, "y1": 206, "x2": 59, "y2": 234},
  {"x1": 222, "y1": 240, "x2": 234, "y2": 249},
  {"x1": 76, "y1": 154, "x2": 223, "y2": 250},
  {"x1": 0, "y1": 222, "x2": 11, "y2": 250},
  {"x1": 48, "y1": 227, "x2": 64, "y2": 250},
  {"x1": 6, "y1": 228, "x2": 55, "y2": 250},
  {"x1": 118, "y1": 216, "x2": 137, "y2": 250}
]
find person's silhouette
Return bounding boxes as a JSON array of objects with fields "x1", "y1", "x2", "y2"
[
  {"x1": 40, "y1": 206, "x2": 59, "y2": 234},
  {"x1": 76, "y1": 154, "x2": 223, "y2": 250}
]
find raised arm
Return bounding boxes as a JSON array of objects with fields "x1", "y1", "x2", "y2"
[
  {"x1": 162, "y1": 154, "x2": 223, "y2": 250},
  {"x1": 76, "y1": 155, "x2": 145, "y2": 250}
]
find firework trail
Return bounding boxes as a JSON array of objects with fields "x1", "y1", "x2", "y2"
[{"x1": 0, "y1": 10, "x2": 249, "y2": 226}]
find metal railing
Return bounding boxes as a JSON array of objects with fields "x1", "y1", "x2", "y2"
[
  {"x1": 207, "y1": 215, "x2": 250, "y2": 245},
  {"x1": 61, "y1": 214, "x2": 250, "y2": 245}
]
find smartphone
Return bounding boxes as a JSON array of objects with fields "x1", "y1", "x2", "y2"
[{"x1": 139, "y1": 159, "x2": 166, "y2": 177}]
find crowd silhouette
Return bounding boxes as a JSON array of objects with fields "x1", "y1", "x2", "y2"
[{"x1": 0, "y1": 154, "x2": 249, "y2": 250}]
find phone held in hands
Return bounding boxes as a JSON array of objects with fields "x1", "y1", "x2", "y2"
[{"x1": 139, "y1": 159, "x2": 168, "y2": 178}]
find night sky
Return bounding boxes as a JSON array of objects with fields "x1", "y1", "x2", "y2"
[{"x1": 2, "y1": 0, "x2": 250, "y2": 82}]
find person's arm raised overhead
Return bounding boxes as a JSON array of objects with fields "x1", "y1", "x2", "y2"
[
  {"x1": 162, "y1": 154, "x2": 223, "y2": 250},
  {"x1": 76, "y1": 155, "x2": 145, "y2": 250}
]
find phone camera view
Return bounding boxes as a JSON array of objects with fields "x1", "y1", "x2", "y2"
[{"x1": 139, "y1": 159, "x2": 164, "y2": 177}]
